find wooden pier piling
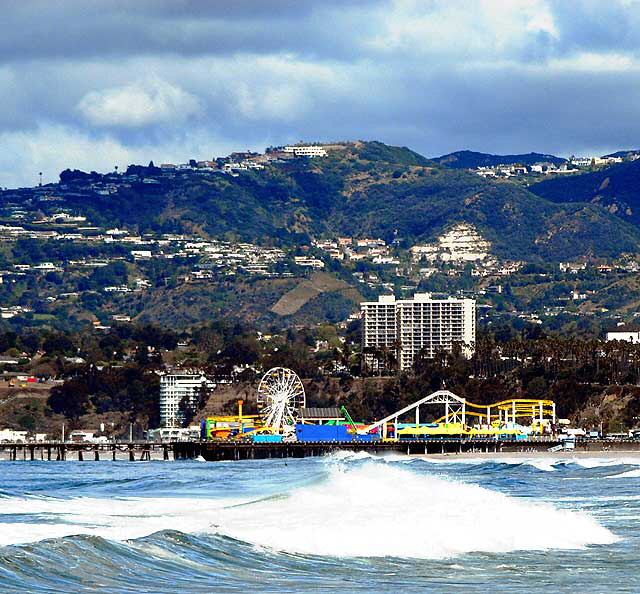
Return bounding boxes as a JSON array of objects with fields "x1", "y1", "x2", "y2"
[{"x1": 0, "y1": 438, "x2": 637, "y2": 462}]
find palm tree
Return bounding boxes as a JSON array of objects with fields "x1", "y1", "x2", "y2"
[{"x1": 362, "y1": 345, "x2": 382, "y2": 376}]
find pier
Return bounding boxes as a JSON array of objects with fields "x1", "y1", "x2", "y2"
[
  {"x1": 191, "y1": 438, "x2": 640, "y2": 461},
  {"x1": 0, "y1": 441, "x2": 172, "y2": 461},
  {"x1": 2, "y1": 438, "x2": 639, "y2": 461}
]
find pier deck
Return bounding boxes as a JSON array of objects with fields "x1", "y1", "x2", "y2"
[
  {"x1": 0, "y1": 442, "x2": 171, "y2": 461},
  {"x1": 1, "y1": 438, "x2": 638, "y2": 461}
]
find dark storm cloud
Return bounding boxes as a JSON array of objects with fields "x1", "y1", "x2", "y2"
[
  {"x1": 0, "y1": 0, "x2": 383, "y2": 62},
  {"x1": 1, "y1": 0, "x2": 640, "y2": 188},
  {"x1": 404, "y1": 67, "x2": 640, "y2": 156}
]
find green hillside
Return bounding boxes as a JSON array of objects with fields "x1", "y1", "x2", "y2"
[
  {"x1": 329, "y1": 166, "x2": 640, "y2": 260},
  {"x1": 530, "y1": 159, "x2": 640, "y2": 227},
  {"x1": 2, "y1": 140, "x2": 640, "y2": 332},
  {"x1": 432, "y1": 150, "x2": 566, "y2": 168},
  {"x1": 126, "y1": 273, "x2": 363, "y2": 328},
  {"x1": 42, "y1": 142, "x2": 640, "y2": 261}
]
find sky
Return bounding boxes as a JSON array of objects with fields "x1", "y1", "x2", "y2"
[{"x1": 2, "y1": 0, "x2": 640, "y2": 188}]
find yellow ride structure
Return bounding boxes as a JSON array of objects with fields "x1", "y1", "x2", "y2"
[
  {"x1": 203, "y1": 399, "x2": 265, "y2": 439},
  {"x1": 395, "y1": 422, "x2": 525, "y2": 438},
  {"x1": 358, "y1": 390, "x2": 556, "y2": 440},
  {"x1": 432, "y1": 398, "x2": 556, "y2": 427}
]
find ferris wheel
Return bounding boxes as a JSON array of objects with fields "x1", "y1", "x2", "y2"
[{"x1": 257, "y1": 367, "x2": 306, "y2": 434}]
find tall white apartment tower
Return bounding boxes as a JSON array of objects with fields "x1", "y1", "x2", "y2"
[
  {"x1": 361, "y1": 293, "x2": 476, "y2": 371},
  {"x1": 361, "y1": 295, "x2": 398, "y2": 370},
  {"x1": 159, "y1": 373, "x2": 212, "y2": 427}
]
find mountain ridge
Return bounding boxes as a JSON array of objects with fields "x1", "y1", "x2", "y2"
[
  {"x1": 431, "y1": 149, "x2": 567, "y2": 169},
  {"x1": 3, "y1": 141, "x2": 640, "y2": 264},
  {"x1": 529, "y1": 159, "x2": 640, "y2": 227},
  {"x1": 2, "y1": 141, "x2": 640, "y2": 330}
]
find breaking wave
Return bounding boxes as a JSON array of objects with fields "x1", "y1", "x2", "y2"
[
  {"x1": 2, "y1": 455, "x2": 635, "y2": 593},
  {"x1": 213, "y1": 463, "x2": 617, "y2": 558},
  {"x1": 0, "y1": 457, "x2": 620, "y2": 560}
]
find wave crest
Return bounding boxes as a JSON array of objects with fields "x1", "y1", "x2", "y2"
[{"x1": 213, "y1": 462, "x2": 617, "y2": 558}]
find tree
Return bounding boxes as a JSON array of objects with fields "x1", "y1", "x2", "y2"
[
  {"x1": 177, "y1": 383, "x2": 211, "y2": 427},
  {"x1": 220, "y1": 336, "x2": 261, "y2": 366},
  {"x1": 43, "y1": 333, "x2": 75, "y2": 356},
  {"x1": 44, "y1": 271, "x2": 63, "y2": 285},
  {"x1": 90, "y1": 261, "x2": 128, "y2": 288},
  {"x1": 48, "y1": 379, "x2": 91, "y2": 419},
  {"x1": 0, "y1": 332, "x2": 18, "y2": 353},
  {"x1": 526, "y1": 376, "x2": 547, "y2": 399}
]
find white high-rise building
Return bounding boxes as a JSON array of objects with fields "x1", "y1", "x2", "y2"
[
  {"x1": 361, "y1": 294, "x2": 398, "y2": 365},
  {"x1": 361, "y1": 293, "x2": 476, "y2": 371},
  {"x1": 159, "y1": 373, "x2": 213, "y2": 427}
]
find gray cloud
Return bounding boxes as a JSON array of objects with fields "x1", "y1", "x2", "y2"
[
  {"x1": 1, "y1": 0, "x2": 640, "y2": 187},
  {"x1": 0, "y1": 0, "x2": 382, "y2": 62},
  {"x1": 549, "y1": 1, "x2": 640, "y2": 55}
]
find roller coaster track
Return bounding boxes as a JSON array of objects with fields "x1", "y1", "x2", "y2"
[
  {"x1": 360, "y1": 390, "x2": 556, "y2": 437},
  {"x1": 431, "y1": 398, "x2": 555, "y2": 424}
]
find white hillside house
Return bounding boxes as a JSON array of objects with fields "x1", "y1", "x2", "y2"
[
  {"x1": 284, "y1": 145, "x2": 328, "y2": 158},
  {"x1": 410, "y1": 223, "x2": 491, "y2": 264}
]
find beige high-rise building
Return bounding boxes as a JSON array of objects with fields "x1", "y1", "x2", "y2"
[{"x1": 361, "y1": 293, "x2": 476, "y2": 371}]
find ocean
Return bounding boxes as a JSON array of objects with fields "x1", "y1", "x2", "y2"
[{"x1": 0, "y1": 452, "x2": 638, "y2": 593}]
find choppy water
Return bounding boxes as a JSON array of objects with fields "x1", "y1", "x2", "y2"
[{"x1": 1, "y1": 452, "x2": 639, "y2": 593}]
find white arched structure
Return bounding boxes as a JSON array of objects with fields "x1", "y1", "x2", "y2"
[{"x1": 359, "y1": 390, "x2": 466, "y2": 439}]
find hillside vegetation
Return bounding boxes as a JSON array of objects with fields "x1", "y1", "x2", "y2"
[
  {"x1": 4, "y1": 141, "x2": 640, "y2": 332},
  {"x1": 49, "y1": 142, "x2": 640, "y2": 262},
  {"x1": 270, "y1": 272, "x2": 361, "y2": 316},
  {"x1": 530, "y1": 159, "x2": 640, "y2": 227},
  {"x1": 432, "y1": 150, "x2": 566, "y2": 168}
]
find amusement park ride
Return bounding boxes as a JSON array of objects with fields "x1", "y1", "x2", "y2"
[
  {"x1": 257, "y1": 367, "x2": 306, "y2": 437},
  {"x1": 203, "y1": 367, "x2": 307, "y2": 441},
  {"x1": 201, "y1": 368, "x2": 557, "y2": 443}
]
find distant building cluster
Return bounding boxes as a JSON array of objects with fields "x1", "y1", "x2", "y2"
[
  {"x1": 606, "y1": 330, "x2": 640, "y2": 343},
  {"x1": 283, "y1": 145, "x2": 328, "y2": 157},
  {"x1": 475, "y1": 162, "x2": 573, "y2": 178},
  {"x1": 184, "y1": 240, "x2": 287, "y2": 279},
  {"x1": 293, "y1": 255, "x2": 325, "y2": 269},
  {"x1": 159, "y1": 144, "x2": 329, "y2": 176},
  {"x1": 409, "y1": 223, "x2": 522, "y2": 278},
  {"x1": 313, "y1": 236, "x2": 398, "y2": 265},
  {"x1": 570, "y1": 155, "x2": 632, "y2": 167},
  {"x1": 559, "y1": 260, "x2": 639, "y2": 275},
  {"x1": 474, "y1": 152, "x2": 638, "y2": 179}
]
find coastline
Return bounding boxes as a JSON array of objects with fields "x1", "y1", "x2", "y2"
[{"x1": 414, "y1": 450, "x2": 640, "y2": 461}]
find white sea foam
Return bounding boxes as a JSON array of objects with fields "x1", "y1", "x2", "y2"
[
  {"x1": 392, "y1": 456, "x2": 559, "y2": 469},
  {"x1": 572, "y1": 458, "x2": 634, "y2": 469},
  {"x1": 0, "y1": 462, "x2": 619, "y2": 557},
  {"x1": 213, "y1": 463, "x2": 617, "y2": 559},
  {"x1": 0, "y1": 496, "x2": 245, "y2": 546},
  {"x1": 608, "y1": 468, "x2": 640, "y2": 479},
  {"x1": 530, "y1": 457, "x2": 640, "y2": 470},
  {"x1": 409, "y1": 456, "x2": 640, "y2": 471},
  {"x1": 526, "y1": 460, "x2": 557, "y2": 472},
  {"x1": 327, "y1": 450, "x2": 417, "y2": 464},
  {"x1": 339, "y1": 453, "x2": 562, "y2": 471},
  {"x1": 328, "y1": 450, "x2": 376, "y2": 462}
]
